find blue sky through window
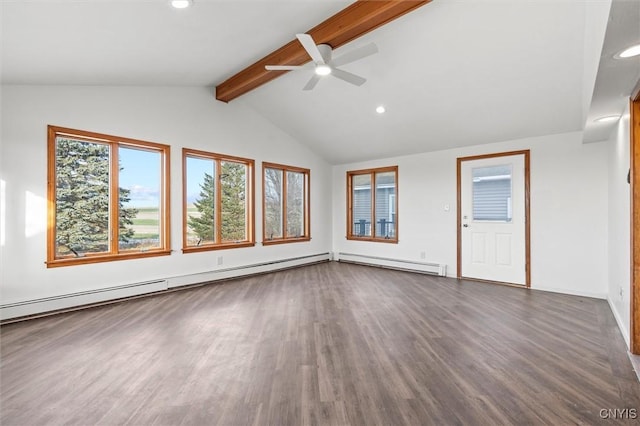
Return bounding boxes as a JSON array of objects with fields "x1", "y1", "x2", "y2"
[
  {"x1": 185, "y1": 156, "x2": 215, "y2": 205},
  {"x1": 119, "y1": 147, "x2": 161, "y2": 208},
  {"x1": 119, "y1": 149, "x2": 217, "y2": 207}
]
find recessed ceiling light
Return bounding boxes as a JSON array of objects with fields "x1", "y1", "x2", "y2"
[
  {"x1": 615, "y1": 43, "x2": 640, "y2": 59},
  {"x1": 171, "y1": 0, "x2": 192, "y2": 9},
  {"x1": 376, "y1": 105, "x2": 386, "y2": 114},
  {"x1": 594, "y1": 115, "x2": 620, "y2": 123},
  {"x1": 314, "y1": 64, "x2": 332, "y2": 76}
]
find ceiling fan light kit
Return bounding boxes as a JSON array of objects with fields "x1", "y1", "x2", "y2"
[
  {"x1": 170, "y1": 0, "x2": 192, "y2": 9},
  {"x1": 314, "y1": 64, "x2": 332, "y2": 76},
  {"x1": 265, "y1": 33, "x2": 378, "y2": 91}
]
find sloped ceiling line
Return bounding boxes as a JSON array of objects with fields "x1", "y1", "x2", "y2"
[{"x1": 215, "y1": 0, "x2": 431, "y2": 103}]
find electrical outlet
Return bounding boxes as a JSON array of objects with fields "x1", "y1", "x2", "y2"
[
  {"x1": 217, "y1": 256, "x2": 223, "y2": 266},
  {"x1": 420, "y1": 251, "x2": 426, "y2": 260},
  {"x1": 620, "y1": 286, "x2": 624, "y2": 299}
]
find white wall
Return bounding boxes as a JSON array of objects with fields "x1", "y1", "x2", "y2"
[
  {"x1": 581, "y1": 0, "x2": 611, "y2": 126},
  {"x1": 0, "y1": 84, "x2": 618, "y2": 321},
  {"x1": 332, "y1": 131, "x2": 609, "y2": 298},
  {"x1": 0, "y1": 85, "x2": 333, "y2": 318},
  {"x1": 607, "y1": 105, "x2": 631, "y2": 348}
]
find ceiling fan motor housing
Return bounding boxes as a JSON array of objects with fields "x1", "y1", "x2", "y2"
[{"x1": 316, "y1": 44, "x2": 333, "y2": 64}]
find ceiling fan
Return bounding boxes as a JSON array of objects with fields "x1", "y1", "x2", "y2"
[{"x1": 265, "y1": 33, "x2": 378, "y2": 91}]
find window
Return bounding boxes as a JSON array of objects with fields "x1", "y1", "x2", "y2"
[
  {"x1": 47, "y1": 125, "x2": 170, "y2": 267},
  {"x1": 472, "y1": 164, "x2": 512, "y2": 222},
  {"x1": 347, "y1": 166, "x2": 398, "y2": 242},
  {"x1": 263, "y1": 162, "x2": 310, "y2": 244},
  {"x1": 183, "y1": 148, "x2": 254, "y2": 252}
]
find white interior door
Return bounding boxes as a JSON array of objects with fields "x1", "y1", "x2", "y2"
[{"x1": 460, "y1": 153, "x2": 527, "y2": 285}]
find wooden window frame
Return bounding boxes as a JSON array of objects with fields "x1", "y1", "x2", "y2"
[
  {"x1": 630, "y1": 80, "x2": 640, "y2": 354},
  {"x1": 182, "y1": 148, "x2": 255, "y2": 253},
  {"x1": 47, "y1": 125, "x2": 171, "y2": 268},
  {"x1": 346, "y1": 166, "x2": 399, "y2": 243},
  {"x1": 262, "y1": 162, "x2": 311, "y2": 245}
]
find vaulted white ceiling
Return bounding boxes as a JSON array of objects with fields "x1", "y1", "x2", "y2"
[
  {"x1": 1, "y1": 0, "x2": 350, "y2": 86},
  {"x1": 2, "y1": 0, "x2": 638, "y2": 164}
]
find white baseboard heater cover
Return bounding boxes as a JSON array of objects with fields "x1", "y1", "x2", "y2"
[
  {"x1": 167, "y1": 253, "x2": 331, "y2": 288},
  {"x1": 337, "y1": 252, "x2": 446, "y2": 276},
  {"x1": 0, "y1": 279, "x2": 168, "y2": 321},
  {"x1": 1, "y1": 252, "x2": 331, "y2": 321}
]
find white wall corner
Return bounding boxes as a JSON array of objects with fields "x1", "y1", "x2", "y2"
[{"x1": 607, "y1": 296, "x2": 631, "y2": 349}]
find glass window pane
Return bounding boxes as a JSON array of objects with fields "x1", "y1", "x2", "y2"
[
  {"x1": 118, "y1": 147, "x2": 162, "y2": 251},
  {"x1": 221, "y1": 161, "x2": 247, "y2": 242},
  {"x1": 472, "y1": 165, "x2": 512, "y2": 221},
  {"x1": 264, "y1": 168, "x2": 283, "y2": 240},
  {"x1": 375, "y1": 171, "x2": 396, "y2": 238},
  {"x1": 352, "y1": 174, "x2": 372, "y2": 237},
  {"x1": 55, "y1": 137, "x2": 110, "y2": 257},
  {"x1": 48, "y1": 126, "x2": 171, "y2": 266},
  {"x1": 286, "y1": 171, "x2": 305, "y2": 238},
  {"x1": 186, "y1": 157, "x2": 216, "y2": 246}
]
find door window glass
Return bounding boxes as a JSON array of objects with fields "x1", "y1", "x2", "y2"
[{"x1": 472, "y1": 165, "x2": 512, "y2": 222}]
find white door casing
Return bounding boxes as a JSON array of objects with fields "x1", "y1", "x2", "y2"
[{"x1": 458, "y1": 152, "x2": 529, "y2": 286}]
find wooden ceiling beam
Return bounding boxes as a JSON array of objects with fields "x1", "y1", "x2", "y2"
[{"x1": 215, "y1": 0, "x2": 431, "y2": 103}]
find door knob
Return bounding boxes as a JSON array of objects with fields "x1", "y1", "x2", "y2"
[{"x1": 463, "y1": 224, "x2": 469, "y2": 228}]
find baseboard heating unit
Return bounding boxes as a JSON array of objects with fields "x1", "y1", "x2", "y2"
[
  {"x1": 1, "y1": 253, "x2": 331, "y2": 322},
  {"x1": 0, "y1": 279, "x2": 168, "y2": 322},
  {"x1": 167, "y1": 252, "x2": 331, "y2": 288},
  {"x1": 337, "y1": 252, "x2": 447, "y2": 277}
]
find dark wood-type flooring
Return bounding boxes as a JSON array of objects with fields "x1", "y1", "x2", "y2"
[{"x1": 1, "y1": 262, "x2": 639, "y2": 425}]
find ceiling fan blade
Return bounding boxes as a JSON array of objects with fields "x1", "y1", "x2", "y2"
[
  {"x1": 331, "y1": 43, "x2": 378, "y2": 68},
  {"x1": 265, "y1": 65, "x2": 304, "y2": 71},
  {"x1": 296, "y1": 33, "x2": 325, "y2": 64},
  {"x1": 331, "y1": 68, "x2": 366, "y2": 86},
  {"x1": 303, "y1": 74, "x2": 321, "y2": 91}
]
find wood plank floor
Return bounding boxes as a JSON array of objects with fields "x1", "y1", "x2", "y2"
[{"x1": 1, "y1": 262, "x2": 639, "y2": 425}]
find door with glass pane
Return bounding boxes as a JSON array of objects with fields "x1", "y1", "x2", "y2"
[{"x1": 458, "y1": 151, "x2": 529, "y2": 286}]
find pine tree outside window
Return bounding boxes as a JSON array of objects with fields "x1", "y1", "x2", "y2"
[
  {"x1": 183, "y1": 148, "x2": 255, "y2": 252},
  {"x1": 263, "y1": 162, "x2": 310, "y2": 245},
  {"x1": 47, "y1": 126, "x2": 171, "y2": 267}
]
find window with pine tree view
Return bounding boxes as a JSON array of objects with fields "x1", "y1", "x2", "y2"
[
  {"x1": 347, "y1": 166, "x2": 398, "y2": 243},
  {"x1": 47, "y1": 126, "x2": 170, "y2": 267},
  {"x1": 183, "y1": 149, "x2": 254, "y2": 252},
  {"x1": 263, "y1": 163, "x2": 310, "y2": 244}
]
